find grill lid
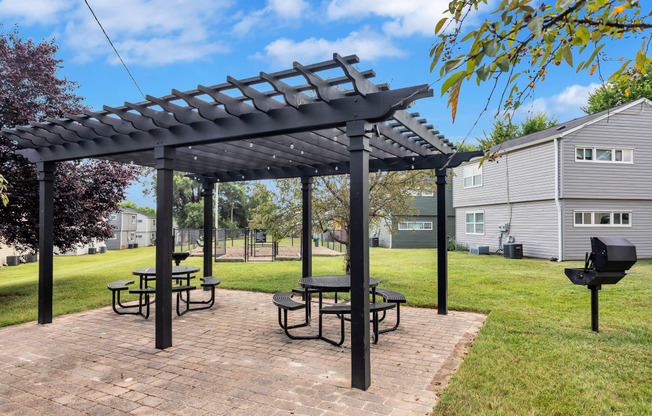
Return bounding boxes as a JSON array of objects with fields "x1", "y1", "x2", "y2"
[{"x1": 591, "y1": 237, "x2": 637, "y2": 272}]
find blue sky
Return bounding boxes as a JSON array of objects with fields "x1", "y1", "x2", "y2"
[{"x1": 2, "y1": 0, "x2": 648, "y2": 207}]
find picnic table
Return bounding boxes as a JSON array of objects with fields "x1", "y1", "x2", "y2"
[
  {"x1": 132, "y1": 265, "x2": 200, "y2": 288},
  {"x1": 298, "y1": 275, "x2": 380, "y2": 321}
]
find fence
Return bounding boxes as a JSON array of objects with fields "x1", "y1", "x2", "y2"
[
  {"x1": 173, "y1": 228, "x2": 205, "y2": 252},
  {"x1": 178, "y1": 227, "x2": 347, "y2": 258}
]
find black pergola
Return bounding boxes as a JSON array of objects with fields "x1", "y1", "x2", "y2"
[{"x1": 3, "y1": 53, "x2": 481, "y2": 390}]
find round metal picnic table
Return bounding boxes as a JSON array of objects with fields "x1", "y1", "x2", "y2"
[
  {"x1": 298, "y1": 275, "x2": 380, "y2": 292},
  {"x1": 298, "y1": 275, "x2": 380, "y2": 322},
  {"x1": 132, "y1": 266, "x2": 200, "y2": 288}
]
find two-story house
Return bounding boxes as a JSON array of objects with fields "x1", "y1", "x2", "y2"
[
  {"x1": 135, "y1": 211, "x2": 156, "y2": 247},
  {"x1": 376, "y1": 184, "x2": 454, "y2": 249},
  {"x1": 106, "y1": 207, "x2": 139, "y2": 250},
  {"x1": 453, "y1": 97, "x2": 652, "y2": 260},
  {"x1": 106, "y1": 207, "x2": 157, "y2": 249}
]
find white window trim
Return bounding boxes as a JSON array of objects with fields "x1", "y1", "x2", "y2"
[
  {"x1": 463, "y1": 164, "x2": 483, "y2": 188},
  {"x1": 397, "y1": 221, "x2": 433, "y2": 231},
  {"x1": 465, "y1": 211, "x2": 485, "y2": 235},
  {"x1": 575, "y1": 146, "x2": 634, "y2": 164},
  {"x1": 573, "y1": 210, "x2": 633, "y2": 227}
]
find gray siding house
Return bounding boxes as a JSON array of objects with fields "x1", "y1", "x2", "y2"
[
  {"x1": 106, "y1": 207, "x2": 139, "y2": 250},
  {"x1": 453, "y1": 98, "x2": 652, "y2": 260},
  {"x1": 377, "y1": 184, "x2": 454, "y2": 249}
]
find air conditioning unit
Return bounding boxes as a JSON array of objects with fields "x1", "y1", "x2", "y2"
[
  {"x1": 503, "y1": 243, "x2": 523, "y2": 259},
  {"x1": 470, "y1": 245, "x2": 489, "y2": 255}
]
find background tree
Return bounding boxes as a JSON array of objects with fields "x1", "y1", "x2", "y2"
[
  {"x1": 0, "y1": 26, "x2": 140, "y2": 254},
  {"x1": 218, "y1": 183, "x2": 250, "y2": 229},
  {"x1": 118, "y1": 201, "x2": 156, "y2": 217},
  {"x1": 0, "y1": 174, "x2": 7, "y2": 206},
  {"x1": 475, "y1": 112, "x2": 559, "y2": 150},
  {"x1": 583, "y1": 63, "x2": 652, "y2": 113},
  {"x1": 432, "y1": 1, "x2": 652, "y2": 123},
  {"x1": 144, "y1": 172, "x2": 203, "y2": 228},
  {"x1": 250, "y1": 172, "x2": 435, "y2": 273}
]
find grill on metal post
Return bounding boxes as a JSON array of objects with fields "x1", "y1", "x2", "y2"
[{"x1": 564, "y1": 237, "x2": 636, "y2": 332}]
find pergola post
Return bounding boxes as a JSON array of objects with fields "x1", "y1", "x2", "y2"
[
  {"x1": 301, "y1": 176, "x2": 313, "y2": 278},
  {"x1": 37, "y1": 161, "x2": 55, "y2": 324},
  {"x1": 347, "y1": 121, "x2": 371, "y2": 390},
  {"x1": 436, "y1": 168, "x2": 448, "y2": 315},
  {"x1": 155, "y1": 147, "x2": 175, "y2": 349},
  {"x1": 202, "y1": 180, "x2": 215, "y2": 279}
]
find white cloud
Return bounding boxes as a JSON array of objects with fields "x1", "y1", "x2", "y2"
[
  {"x1": 269, "y1": 0, "x2": 308, "y2": 19},
  {"x1": 254, "y1": 27, "x2": 405, "y2": 67},
  {"x1": 11, "y1": 0, "x2": 234, "y2": 66},
  {"x1": 232, "y1": 0, "x2": 308, "y2": 36},
  {"x1": 516, "y1": 83, "x2": 601, "y2": 119},
  {"x1": 0, "y1": 0, "x2": 73, "y2": 25},
  {"x1": 326, "y1": 0, "x2": 451, "y2": 37}
]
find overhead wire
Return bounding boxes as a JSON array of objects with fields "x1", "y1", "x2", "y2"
[{"x1": 83, "y1": 0, "x2": 146, "y2": 100}]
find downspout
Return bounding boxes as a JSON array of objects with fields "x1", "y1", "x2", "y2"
[{"x1": 554, "y1": 136, "x2": 562, "y2": 262}]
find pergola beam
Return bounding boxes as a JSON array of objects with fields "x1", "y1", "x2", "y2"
[
  {"x1": 189, "y1": 151, "x2": 483, "y2": 183},
  {"x1": 16, "y1": 86, "x2": 429, "y2": 163}
]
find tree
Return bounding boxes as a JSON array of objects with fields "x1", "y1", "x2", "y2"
[
  {"x1": 0, "y1": 174, "x2": 7, "y2": 206},
  {"x1": 144, "y1": 172, "x2": 204, "y2": 228},
  {"x1": 584, "y1": 64, "x2": 652, "y2": 113},
  {"x1": 250, "y1": 172, "x2": 435, "y2": 273},
  {"x1": 477, "y1": 119, "x2": 521, "y2": 150},
  {"x1": 520, "y1": 112, "x2": 559, "y2": 135},
  {"x1": 217, "y1": 183, "x2": 249, "y2": 229},
  {"x1": 0, "y1": 27, "x2": 141, "y2": 253},
  {"x1": 118, "y1": 201, "x2": 156, "y2": 217},
  {"x1": 432, "y1": 1, "x2": 652, "y2": 123},
  {"x1": 476, "y1": 112, "x2": 558, "y2": 149}
]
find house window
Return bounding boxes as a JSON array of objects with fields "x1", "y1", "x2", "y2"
[
  {"x1": 398, "y1": 221, "x2": 433, "y2": 231},
  {"x1": 109, "y1": 233, "x2": 116, "y2": 240},
  {"x1": 152, "y1": 220, "x2": 156, "y2": 226},
  {"x1": 136, "y1": 234, "x2": 143, "y2": 239},
  {"x1": 130, "y1": 232, "x2": 135, "y2": 240},
  {"x1": 576, "y1": 147, "x2": 633, "y2": 163},
  {"x1": 131, "y1": 216, "x2": 136, "y2": 224},
  {"x1": 463, "y1": 164, "x2": 482, "y2": 188},
  {"x1": 137, "y1": 219, "x2": 143, "y2": 223},
  {"x1": 110, "y1": 214, "x2": 117, "y2": 220},
  {"x1": 574, "y1": 211, "x2": 631, "y2": 227},
  {"x1": 465, "y1": 212, "x2": 484, "y2": 234}
]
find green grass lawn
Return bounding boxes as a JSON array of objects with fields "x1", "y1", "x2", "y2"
[{"x1": 0, "y1": 247, "x2": 650, "y2": 415}]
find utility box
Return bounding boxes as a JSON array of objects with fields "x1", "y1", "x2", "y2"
[
  {"x1": 503, "y1": 243, "x2": 523, "y2": 259},
  {"x1": 470, "y1": 245, "x2": 489, "y2": 255}
]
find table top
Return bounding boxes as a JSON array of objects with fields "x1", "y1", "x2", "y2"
[
  {"x1": 298, "y1": 275, "x2": 380, "y2": 291},
  {"x1": 132, "y1": 266, "x2": 200, "y2": 276}
]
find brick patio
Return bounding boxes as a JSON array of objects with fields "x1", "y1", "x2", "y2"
[{"x1": 0, "y1": 289, "x2": 485, "y2": 416}]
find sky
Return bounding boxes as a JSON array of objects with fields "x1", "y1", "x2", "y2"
[{"x1": 1, "y1": 0, "x2": 648, "y2": 208}]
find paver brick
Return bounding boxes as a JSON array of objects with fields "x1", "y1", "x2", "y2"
[{"x1": 0, "y1": 289, "x2": 484, "y2": 416}]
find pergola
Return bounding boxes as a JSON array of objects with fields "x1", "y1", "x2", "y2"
[{"x1": 3, "y1": 53, "x2": 481, "y2": 390}]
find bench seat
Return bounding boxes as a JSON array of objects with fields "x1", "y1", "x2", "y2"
[
  {"x1": 200, "y1": 276, "x2": 221, "y2": 287},
  {"x1": 320, "y1": 302, "x2": 396, "y2": 346},
  {"x1": 320, "y1": 302, "x2": 395, "y2": 315},
  {"x1": 375, "y1": 289, "x2": 406, "y2": 303},
  {"x1": 108, "y1": 280, "x2": 134, "y2": 291},
  {"x1": 273, "y1": 293, "x2": 306, "y2": 311}
]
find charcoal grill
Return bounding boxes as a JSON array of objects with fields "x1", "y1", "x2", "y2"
[{"x1": 564, "y1": 237, "x2": 636, "y2": 332}]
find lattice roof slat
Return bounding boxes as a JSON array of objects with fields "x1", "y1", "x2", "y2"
[{"x1": 4, "y1": 53, "x2": 463, "y2": 181}]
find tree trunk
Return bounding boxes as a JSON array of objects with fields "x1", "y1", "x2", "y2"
[{"x1": 345, "y1": 242, "x2": 351, "y2": 275}]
